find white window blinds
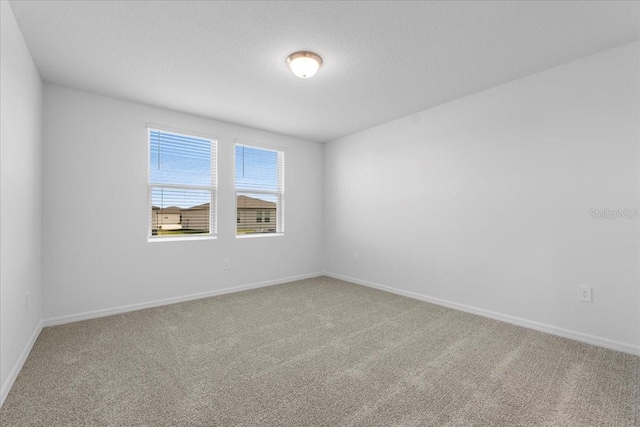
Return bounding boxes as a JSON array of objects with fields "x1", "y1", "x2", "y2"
[
  {"x1": 148, "y1": 129, "x2": 217, "y2": 239},
  {"x1": 235, "y1": 143, "x2": 284, "y2": 235}
]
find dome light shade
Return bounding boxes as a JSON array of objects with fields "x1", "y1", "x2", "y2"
[{"x1": 286, "y1": 51, "x2": 323, "y2": 78}]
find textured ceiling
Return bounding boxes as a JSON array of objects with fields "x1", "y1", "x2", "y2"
[{"x1": 9, "y1": 1, "x2": 640, "y2": 142}]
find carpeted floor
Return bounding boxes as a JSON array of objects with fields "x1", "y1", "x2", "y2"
[{"x1": 1, "y1": 276, "x2": 638, "y2": 426}]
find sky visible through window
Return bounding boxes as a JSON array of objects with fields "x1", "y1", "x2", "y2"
[
  {"x1": 235, "y1": 145, "x2": 279, "y2": 204},
  {"x1": 149, "y1": 130, "x2": 212, "y2": 208},
  {"x1": 149, "y1": 132, "x2": 279, "y2": 208}
]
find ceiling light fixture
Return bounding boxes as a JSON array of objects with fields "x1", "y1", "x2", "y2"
[{"x1": 286, "y1": 51, "x2": 323, "y2": 78}]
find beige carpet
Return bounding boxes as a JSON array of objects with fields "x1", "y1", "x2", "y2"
[{"x1": 1, "y1": 276, "x2": 638, "y2": 426}]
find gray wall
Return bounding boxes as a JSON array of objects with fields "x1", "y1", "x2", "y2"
[
  {"x1": 324, "y1": 42, "x2": 640, "y2": 351},
  {"x1": 0, "y1": 1, "x2": 43, "y2": 403},
  {"x1": 42, "y1": 84, "x2": 324, "y2": 320}
]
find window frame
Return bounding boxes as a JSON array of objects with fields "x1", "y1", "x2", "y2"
[
  {"x1": 147, "y1": 126, "x2": 218, "y2": 242},
  {"x1": 234, "y1": 141, "x2": 285, "y2": 238}
]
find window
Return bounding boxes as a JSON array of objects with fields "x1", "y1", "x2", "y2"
[
  {"x1": 235, "y1": 143, "x2": 284, "y2": 236},
  {"x1": 148, "y1": 128, "x2": 217, "y2": 239}
]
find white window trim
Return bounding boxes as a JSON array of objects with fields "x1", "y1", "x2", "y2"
[
  {"x1": 147, "y1": 127, "x2": 218, "y2": 242},
  {"x1": 234, "y1": 141, "x2": 285, "y2": 238},
  {"x1": 148, "y1": 234, "x2": 218, "y2": 243},
  {"x1": 236, "y1": 233, "x2": 284, "y2": 239}
]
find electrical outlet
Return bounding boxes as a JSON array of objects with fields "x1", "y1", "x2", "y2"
[
  {"x1": 578, "y1": 285, "x2": 592, "y2": 303},
  {"x1": 223, "y1": 258, "x2": 230, "y2": 270},
  {"x1": 353, "y1": 252, "x2": 358, "y2": 263},
  {"x1": 26, "y1": 292, "x2": 30, "y2": 311}
]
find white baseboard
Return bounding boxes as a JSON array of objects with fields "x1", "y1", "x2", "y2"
[
  {"x1": 1, "y1": 320, "x2": 43, "y2": 408},
  {"x1": 43, "y1": 272, "x2": 323, "y2": 327},
  {"x1": 324, "y1": 272, "x2": 640, "y2": 356}
]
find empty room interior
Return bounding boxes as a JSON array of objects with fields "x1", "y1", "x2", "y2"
[{"x1": 1, "y1": 1, "x2": 639, "y2": 426}]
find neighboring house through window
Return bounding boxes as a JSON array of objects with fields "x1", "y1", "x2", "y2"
[
  {"x1": 148, "y1": 128, "x2": 217, "y2": 239},
  {"x1": 235, "y1": 143, "x2": 284, "y2": 235}
]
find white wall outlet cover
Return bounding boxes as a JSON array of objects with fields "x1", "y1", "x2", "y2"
[{"x1": 578, "y1": 285, "x2": 592, "y2": 303}]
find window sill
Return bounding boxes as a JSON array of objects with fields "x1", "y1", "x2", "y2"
[
  {"x1": 148, "y1": 235, "x2": 217, "y2": 243},
  {"x1": 236, "y1": 233, "x2": 284, "y2": 239}
]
